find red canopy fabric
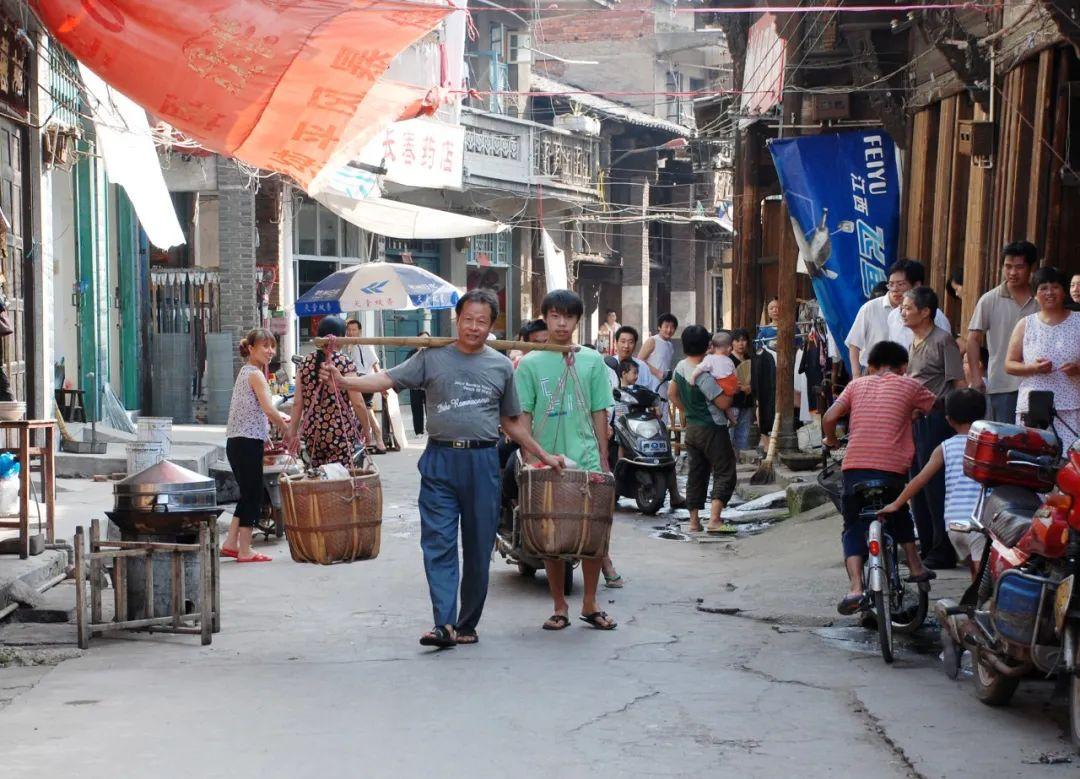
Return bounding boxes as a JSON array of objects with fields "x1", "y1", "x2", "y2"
[{"x1": 33, "y1": 0, "x2": 451, "y2": 189}]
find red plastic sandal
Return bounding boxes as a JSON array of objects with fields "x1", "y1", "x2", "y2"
[
  {"x1": 236, "y1": 553, "x2": 272, "y2": 563},
  {"x1": 220, "y1": 547, "x2": 238, "y2": 558}
]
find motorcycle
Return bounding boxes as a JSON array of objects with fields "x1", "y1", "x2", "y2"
[
  {"x1": 495, "y1": 453, "x2": 575, "y2": 594},
  {"x1": 611, "y1": 384, "x2": 675, "y2": 514},
  {"x1": 935, "y1": 418, "x2": 1080, "y2": 748},
  {"x1": 255, "y1": 392, "x2": 299, "y2": 540}
]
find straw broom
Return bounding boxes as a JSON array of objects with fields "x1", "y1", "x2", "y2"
[{"x1": 750, "y1": 413, "x2": 781, "y2": 485}]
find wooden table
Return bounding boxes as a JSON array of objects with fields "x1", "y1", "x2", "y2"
[{"x1": 0, "y1": 420, "x2": 56, "y2": 559}]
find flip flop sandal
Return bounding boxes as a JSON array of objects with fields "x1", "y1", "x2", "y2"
[
  {"x1": 580, "y1": 611, "x2": 617, "y2": 630},
  {"x1": 542, "y1": 614, "x2": 571, "y2": 631},
  {"x1": 837, "y1": 593, "x2": 866, "y2": 616},
  {"x1": 603, "y1": 574, "x2": 624, "y2": 589},
  {"x1": 419, "y1": 626, "x2": 457, "y2": 648},
  {"x1": 705, "y1": 524, "x2": 739, "y2": 535},
  {"x1": 455, "y1": 629, "x2": 479, "y2": 645},
  {"x1": 905, "y1": 570, "x2": 938, "y2": 583},
  {"x1": 219, "y1": 547, "x2": 238, "y2": 558},
  {"x1": 236, "y1": 553, "x2": 272, "y2": 563}
]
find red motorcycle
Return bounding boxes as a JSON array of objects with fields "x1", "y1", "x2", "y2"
[{"x1": 936, "y1": 420, "x2": 1080, "y2": 748}]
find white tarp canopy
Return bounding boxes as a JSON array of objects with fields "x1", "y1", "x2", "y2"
[
  {"x1": 78, "y1": 64, "x2": 185, "y2": 250},
  {"x1": 316, "y1": 191, "x2": 507, "y2": 240},
  {"x1": 540, "y1": 227, "x2": 568, "y2": 291}
]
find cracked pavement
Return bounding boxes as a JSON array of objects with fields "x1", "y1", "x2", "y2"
[{"x1": 0, "y1": 446, "x2": 1078, "y2": 777}]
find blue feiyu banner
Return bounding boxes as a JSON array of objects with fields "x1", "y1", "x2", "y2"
[{"x1": 768, "y1": 131, "x2": 902, "y2": 371}]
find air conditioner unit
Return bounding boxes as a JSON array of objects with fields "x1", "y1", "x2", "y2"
[{"x1": 554, "y1": 114, "x2": 601, "y2": 136}]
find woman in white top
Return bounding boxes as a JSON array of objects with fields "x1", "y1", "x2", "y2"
[
  {"x1": 1005, "y1": 266, "x2": 1080, "y2": 451},
  {"x1": 222, "y1": 329, "x2": 290, "y2": 563}
]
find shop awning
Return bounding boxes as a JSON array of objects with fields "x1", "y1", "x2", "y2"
[{"x1": 316, "y1": 193, "x2": 507, "y2": 240}]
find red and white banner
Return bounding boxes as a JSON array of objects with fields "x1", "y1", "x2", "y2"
[{"x1": 741, "y1": 13, "x2": 786, "y2": 117}]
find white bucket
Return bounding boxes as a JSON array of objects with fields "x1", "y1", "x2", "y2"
[
  {"x1": 137, "y1": 417, "x2": 173, "y2": 458},
  {"x1": 126, "y1": 441, "x2": 164, "y2": 475}
]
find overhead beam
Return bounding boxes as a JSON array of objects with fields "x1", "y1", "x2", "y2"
[
  {"x1": 1043, "y1": 0, "x2": 1080, "y2": 57},
  {"x1": 841, "y1": 28, "x2": 908, "y2": 145},
  {"x1": 915, "y1": 9, "x2": 991, "y2": 108}
]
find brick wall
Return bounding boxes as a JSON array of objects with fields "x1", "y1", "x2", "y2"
[
  {"x1": 537, "y1": 0, "x2": 654, "y2": 43},
  {"x1": 215, "y1": 156, "x2": 258, "y2": 373}
]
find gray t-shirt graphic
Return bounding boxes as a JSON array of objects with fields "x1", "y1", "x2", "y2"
[{"x1": 387, "y1": 344, "x2": 521, "y2": 441}]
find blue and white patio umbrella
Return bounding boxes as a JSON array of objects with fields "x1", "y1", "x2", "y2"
[{"x1": 295, "y1": 262, "x2": 462, "y2": 316}]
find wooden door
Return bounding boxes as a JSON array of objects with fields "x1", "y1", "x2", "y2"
[{"x1": 0, "y1": 118, "x2": 25, "y2": 400}]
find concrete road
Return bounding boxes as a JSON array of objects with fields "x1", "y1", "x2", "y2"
[{"x1": 0, "y1": 446, "x2": 1077, "y2": 778}]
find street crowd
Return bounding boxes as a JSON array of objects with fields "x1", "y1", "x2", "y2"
[{"x1": 214, "y1": 240, "x2": 1080, "y2": 645}]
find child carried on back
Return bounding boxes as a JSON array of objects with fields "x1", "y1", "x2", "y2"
[{"x1": 691, "y1": 331, "x2": 740, "y2": 425}]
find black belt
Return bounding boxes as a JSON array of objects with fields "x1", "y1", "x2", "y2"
[{"x1": 429, "y1": 438, "x2": 498, "y2": 450}]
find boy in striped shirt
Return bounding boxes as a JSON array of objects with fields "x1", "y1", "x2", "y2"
[
  {"x1": 822, "y1": 341, "x2": 937, "y2": 616},
  {"x1": 880, "y1": 388, "x2": 985, "y2": 581}
]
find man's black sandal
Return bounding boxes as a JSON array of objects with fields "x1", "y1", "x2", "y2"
[
  {"x1": 542, "y1": 614, "x2": 570, "y2": 631},
  {"x1": 580, "y1": 611, "x2": 617, "y2": 630},
  {"x1": 837, "y1": 593, "x2": 865, "y2": 616},
  {"x1": 455, "y1": 629, "x2": 478, "y2": 645},
  {"x1": 419, "y1": 626, "x2": 456, "y2": 648}
]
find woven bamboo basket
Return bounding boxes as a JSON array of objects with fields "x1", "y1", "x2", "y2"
[
  {"x1": 281, "y1": 467, "x2": 383, "y2": 564},
  {"x1": 519, "y1": 468, "x2": 615, "y2": 559}
]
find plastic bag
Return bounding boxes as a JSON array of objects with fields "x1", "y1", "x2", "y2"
[{"x1": 0, "y1": 453, "x2": 20, "y2": 515}]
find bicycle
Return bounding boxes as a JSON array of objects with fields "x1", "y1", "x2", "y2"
[{"x1": 818, "y1": 444, "x2": 930, "y2": 663}]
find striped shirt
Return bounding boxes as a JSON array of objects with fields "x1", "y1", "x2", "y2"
[
  {"x1": 833, "y1": 372, "x2": 936, "y2": 475},
  {"x1": 942, "y1": 433, "x2": 981, "y2": 522}
]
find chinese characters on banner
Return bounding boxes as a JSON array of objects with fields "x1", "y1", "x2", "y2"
[
  {"x1": 364, "y1": 118, "x2": 465, "y2": 190},
  {"x1": 30, "y1": 1, "x2": 450, "y2": 191},
  {"x1": 769, "y1": 132, "x2": 902, "y2": 372}
]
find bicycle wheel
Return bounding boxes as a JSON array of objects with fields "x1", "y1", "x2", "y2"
[
  {"x1": 889, "y1": 538, "x2": 929, "y2": 634},
  {"x1": 875, "y1": 588, "x2": 894, "y2": 663},
  {"x1": 875, "y1": 548, "x2": 894, "y2": 663}
]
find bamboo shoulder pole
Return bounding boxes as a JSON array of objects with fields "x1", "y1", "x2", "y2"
[{"x1": 312, "y1": 336, "x2": 577, "y2": 354}]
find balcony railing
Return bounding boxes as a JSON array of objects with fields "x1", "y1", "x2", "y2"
[{"x1": 531, "y1": 129, "x2": 600, "y2": 196}]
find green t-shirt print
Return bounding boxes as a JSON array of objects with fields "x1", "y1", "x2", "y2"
[{"x1": 515, "y1": 348, "x2": 614, "y2": 472}]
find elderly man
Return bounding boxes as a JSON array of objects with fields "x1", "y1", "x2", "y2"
[
  {"x1": 966, "y1": 241, "x2": 1039, "y2": 423},
  {"x1": 902, "y1": 286, "x2": 965, "y2": 569},
  {"x1": 323, "y1": 289, "x2": 563, "y2": 648},
  {"x1": 344, "y1": 318, "x2": 386, "y2": 453},
  {"x1": 886, "y1": 259, "x2": 952, "y2": 350}
]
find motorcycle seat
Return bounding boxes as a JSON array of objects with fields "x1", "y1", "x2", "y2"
[{"x1": 982, "y1": 485, "x2": 1041, "y2": 548}]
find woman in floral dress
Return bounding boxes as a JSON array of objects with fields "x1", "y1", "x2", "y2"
[{"x1": 286, "y1": 317, "x2": 368, "y2": 467}]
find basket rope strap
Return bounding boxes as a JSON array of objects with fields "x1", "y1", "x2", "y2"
[{"x1": 531, "y1": 351, "x2": 604, "y2": 466}]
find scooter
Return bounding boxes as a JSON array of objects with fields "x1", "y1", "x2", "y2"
[
  {"x1": 611, "y1": 384, "x2": 675, "y2": 514},
  {"x1": 935, "y1": 416, "x2": 1080, "y2": 748}
]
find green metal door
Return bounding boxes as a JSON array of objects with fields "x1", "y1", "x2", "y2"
[
  {"x1": 116, "y1": 191, "x2": 142, "y2": 409},
  {"x1": 74, "y1": 140, "x2": 110, "y2": 422}
]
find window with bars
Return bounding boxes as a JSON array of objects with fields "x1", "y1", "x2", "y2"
[{"x1": 467, "y1": 232, "x2": 512, "y2": 267}]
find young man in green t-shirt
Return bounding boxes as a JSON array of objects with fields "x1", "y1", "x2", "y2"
[{"x1": 516, "y1": 290, "x2": 618, "y2": 631}]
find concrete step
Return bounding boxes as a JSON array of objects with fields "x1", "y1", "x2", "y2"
[
  {"x1": 56, "y1": 442, "x2": 217, "y2": 478},
  {"x1": 0, "y1": 549, "x2": 67, "y2": 613},
  {"x1": 10, "y1": 580, "x2": 77, "y2": 624},
  {"x1": 0, "y1": 621, "x2": 77, "y2": 646}
]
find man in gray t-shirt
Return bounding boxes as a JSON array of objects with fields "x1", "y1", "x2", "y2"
[
  {"x1": 321, "y1": 290, "x2": 561, "y2": 649},
  {"x1": 387, "y1": 343, "x2": 521, "y2": 441}
]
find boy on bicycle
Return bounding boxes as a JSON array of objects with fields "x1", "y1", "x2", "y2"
[{"x1": 822, "y1": 341, "x2": 937, "y2": 615}]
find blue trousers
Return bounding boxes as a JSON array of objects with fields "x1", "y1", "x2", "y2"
[{"x1": 417, "y1": 444, "x2": 501, "y2": 631}]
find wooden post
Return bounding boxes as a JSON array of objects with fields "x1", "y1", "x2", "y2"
[
  {"x1": 115, "y1": 555, "x2": 127, "y2": 624},
  {"x1": 210, "y1": 520, "x2": 220, "y2": 633},
  {"x1": 74, "y1": 526, "x2": 88, "y2": 650},
  {"x1": 775, "y1": 23, "x2": 803, "y2": 455},
  {"x1": 89, "y1": 519, "x2": 102, "y2": 626},
  {"x1": 199, "y1": 525, "x2": 212, "y2": 646},
  {"x1": 144, "y1": 547, "x2": 155, "y2": 620},
  {"x1": 44, "y1": 425, "x2": 55, "y2": 543},
  {"x1": 312, "y1": 336, "x2": 574, "y2": 354},
  {"x1": 171, "y1": 551, "x2": 183, "y2": 630},
  {"x1": 17, "y1": 427, "x2": 28, "y2": 558}
]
